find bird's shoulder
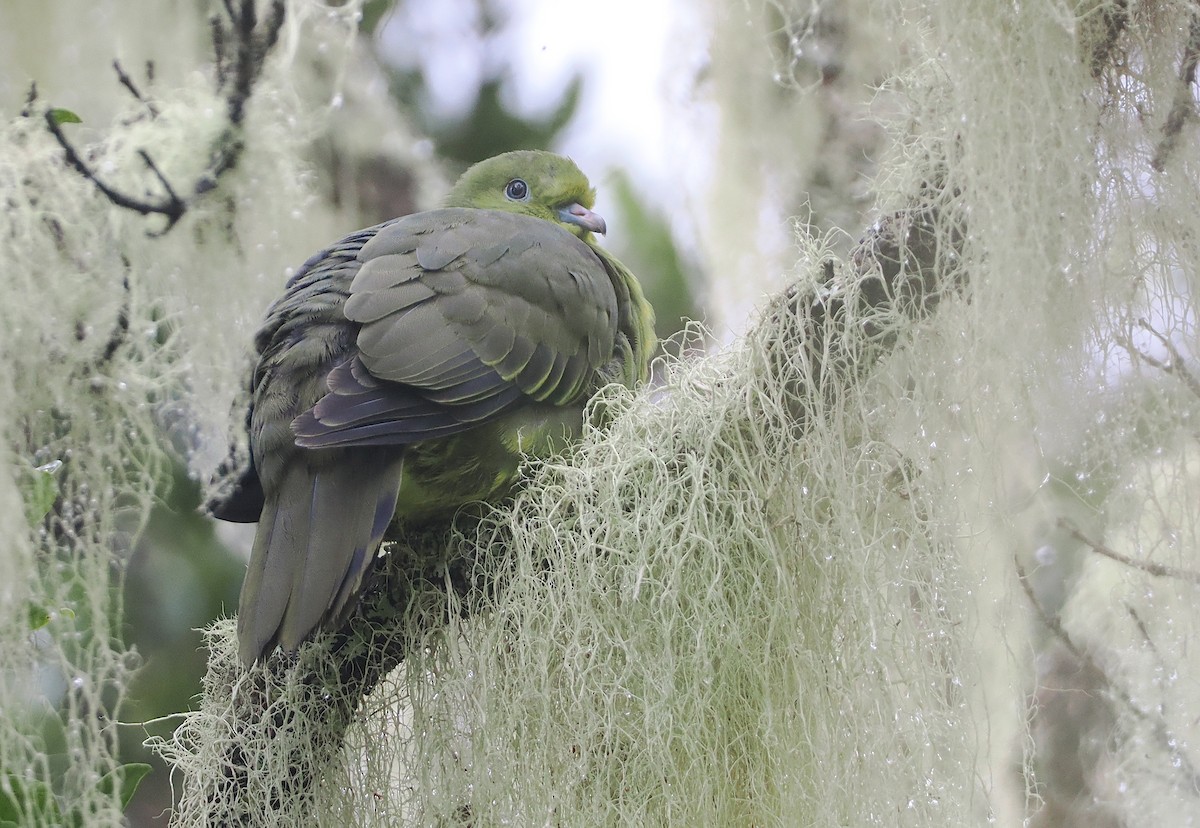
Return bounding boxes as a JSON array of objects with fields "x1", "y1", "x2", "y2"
[{"x1": 357, "y1": 207, "x2": 606, "y2": 288}]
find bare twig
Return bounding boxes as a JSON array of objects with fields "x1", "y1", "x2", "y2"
[
  {"x1": 1126, "y1": 605, "x2": 1162, "y2": 661},
  {"x1": 46, "y1": 0, "x2": 288, "y2": 233},
  {"x1": 1058, "y1": 517, "x2": 1200, "y2": 585},
  {"x1": 225, "y1": 0, "x2": 258, "y2": 123},
  {"x1": 1015, "y1": 557, "x2": 1086, "y2": 660},
  {"x1": 97, "y1": 274, "x2": 133, "y2": 368},
  {"x1": 222, "y1": 0, "x2": 285, "y2": 127},
  {"x1": 211, "y1": 15, "x2": 229, "y2": 89},
  {"x1": 1125, "y1": 318, "x2": 1200, "y2": 401},
  {"x1": 44, "y1": 110, "x2": 187, "y2": 231},
  {"x1": 258, "y1": 2, "x2": 286, "y2": 69},
  {"x1": 21, "y1": 82, "x2": 38, "y2": 118},
  {"x1": 112, "y1": 59, "x2": 158, "y2": 117},
  {"x1": 137, "y1": 150, "x2": 184, "y2": 209},
  {"x1": 202, "y1": 0, "x2": 287, "y2": 197}
]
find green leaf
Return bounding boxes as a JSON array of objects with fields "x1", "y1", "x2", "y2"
[
  {"x1": 20, "y1": 460, "x2": 61, "y2": 526},
  {"x1": 359, "y1": 0, "x2": 392, "y2": 34},
  {"x1": 48, "y1": 107, "x2": 82, "y2": 125},
  {"x1": 27, "y1": 603, "x2": 51, "y2": 630},
  {"x1": 0, "y1": 772, "x2": 65, "y2": 825},
  {"x1": 95, "y1": 763, "x2": 152, "y2": 810}
]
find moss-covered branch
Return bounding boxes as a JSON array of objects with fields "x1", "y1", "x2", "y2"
[{"x1": 178, "y1": 191, "x2": 968, "y2": 823}]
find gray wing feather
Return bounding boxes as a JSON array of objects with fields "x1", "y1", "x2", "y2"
[{"x1": 293, "y1": 208, "x2": 617, "y2": 448}]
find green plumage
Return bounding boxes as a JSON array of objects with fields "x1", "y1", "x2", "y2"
[{"x1": 212, "y1": 151, "x2": 655, "y2": 666}]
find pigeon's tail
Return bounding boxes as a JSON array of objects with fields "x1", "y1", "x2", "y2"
[{"x1": 236, "y1": 451, "x2": 403, "y2": 667}]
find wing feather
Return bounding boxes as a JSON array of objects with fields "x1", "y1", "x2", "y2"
[{"x1": 293, "y1": 208, "x2": 619, "y2": 448}]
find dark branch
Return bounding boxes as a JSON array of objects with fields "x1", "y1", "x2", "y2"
[
  {"x1": 1015, "y1": 557, "x2": 1086, "y2": 660},
  {"x1": 227, "y1": 0, "x2": 258, "y2": 123},
  {"x1": 112, "y1": 59, "x2": 158, "y2": 117},
  {"x1": 1125, "y1": 605, "x2": 1161, "y2": 660},
  {"x1": 137, "y1": 150, "x2": 185, "y2": 211},
  {"x1": 47, "y1": 0, "x2": 288, "y2": 233},
  {"x1": 257, "y1": 2, "x2": 287, "y2": 70},
  {"x1": 1152, "y1": 8, "x2": 1200, "y2": 171},
  {"x1": 223, "y1": 0, "x2": 284, "y2": 127},
  {"x1": 1084, "y1": 0, "x2": 1130, "y2": 80},
  {"x1": 762, "y1": 188, "x2": 967, "y2": 430},
  {"x1": 206, "y1": 1, "x2": 288, "y2": 191},
  {"x1": 44, "y1": 109, "x2": 187, "y2": 232},
  {"x1": 97, "y1": 274, "x2": 133, "y2": 368},
  {"x1": 1016, "y1": 556, "x2": 1200, "y2": 790},
  {"x1": 211, "y1": 15, "x2": 229, "y2": 88},
  {"x1": 190, "y1": 531, "x2": 465, "y2": 825},
  {"x1": 21, "y1": 82, "x2": 38, "y2": 118}
]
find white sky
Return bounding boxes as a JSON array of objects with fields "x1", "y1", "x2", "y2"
[{"x1": 375, "y1": 0, "x2": 715, "y2": 254}]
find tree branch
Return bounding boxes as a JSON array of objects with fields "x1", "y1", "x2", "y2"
[
  {"x1": 1116, "y1": 317, "x2": 1200, "y2": 401},
  {"x1": 44, "y1": 109, "x2": 187, "y2": 231},
  {"x1": 1058, "y1": 516, "x2": 1200, "y2": 585},
  {"x1": 187, "y1": 192, "x2": 971, "y2": 822},
  {"x1": 1151, "y1": 6, "x2": 1200, "y2": 171},
  {"x1": 1016, "y1": 556, "x2": 1200, "y2": 792},
  {"x1": 112, "y1": 59, "x2": 158, "y2": 117},
  {"x1": 44, "y1": 0, "x2": 288, "y2": 233}
]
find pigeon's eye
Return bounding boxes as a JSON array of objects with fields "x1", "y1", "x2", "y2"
[{"x1": 504, "y1": 179, "x2": 529, "y2": 201}]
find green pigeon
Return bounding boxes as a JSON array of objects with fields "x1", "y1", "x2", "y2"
[{"x1": 211, "y1": 151, "x2": 656, "y2": 667}]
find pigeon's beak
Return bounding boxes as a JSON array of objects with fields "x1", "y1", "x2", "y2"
[{"x1": 558, "y1": 203, "x2": 607, "y2": 236}]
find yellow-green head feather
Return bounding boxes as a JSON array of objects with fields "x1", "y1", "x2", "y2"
[{"x1": 445, "y1": 150, "x2": 605, "y2": 241}]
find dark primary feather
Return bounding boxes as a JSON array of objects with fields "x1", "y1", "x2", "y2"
[{"x1": 213, "y1": 152, "x2": 655, "y2": 667}]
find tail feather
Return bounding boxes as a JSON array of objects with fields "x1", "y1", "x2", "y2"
[
  {"x1": 328, "y1": 483, "x2": 402, "y2": 622},
  {"x1": 237, "y1": 451, "x2": 403, "y2": 666}
]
